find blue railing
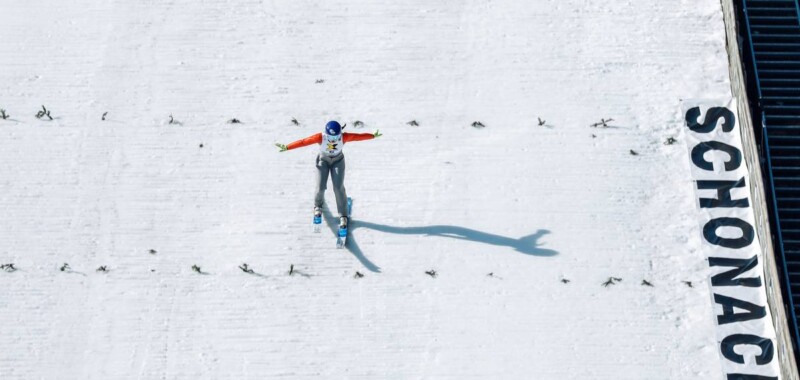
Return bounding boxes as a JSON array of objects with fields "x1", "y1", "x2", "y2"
[
  {"x1": 741, "y1": 1, "x2": 765, "y2": 147},
  {"x1": 743, "y1": 2, "x2": 764, "y2": 97},
  {"x1": 761, "y1": 109, "x2": 800, "y2": 351},
  {"x1": 795, "y1": 0, "x2": 800, "y2": 27},
  {"x1": 737, "y1": 0, "x2": 800, "y2": 361}
]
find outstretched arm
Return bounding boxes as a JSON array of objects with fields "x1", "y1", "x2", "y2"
[
  {"x1": 343, "y1": 130, "x2": 381, "y2": 143},
  {"x1": 276, "y1": 133, "x2": 322, "y2": 152}
]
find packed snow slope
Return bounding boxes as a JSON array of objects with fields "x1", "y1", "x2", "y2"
[{"x1": 0, "y1": 0, "x2": 735, "y2": 378}]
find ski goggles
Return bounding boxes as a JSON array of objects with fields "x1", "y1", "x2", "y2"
[{"x1": 325, "y1": 134, "x2": 342, "y2": 142}]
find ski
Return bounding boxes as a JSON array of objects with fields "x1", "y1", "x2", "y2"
[{"x1": 336, "y1": 197, "x2": 353, "y2": 249}]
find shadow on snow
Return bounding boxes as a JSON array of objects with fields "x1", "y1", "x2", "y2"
[{"x1": 321, "y1": 207, "x2": 557, "y2": 274}]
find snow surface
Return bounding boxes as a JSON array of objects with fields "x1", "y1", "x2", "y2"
[{"x1": 0, "y1": 0, "x2": 735, "y2": 378}]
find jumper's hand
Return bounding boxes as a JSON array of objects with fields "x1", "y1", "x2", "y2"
[
  {"x1": 275, "y1": 143, "x2": 288, "y2": 152},
  {"x1": 373, "y1": 129, "x2": 382, "y2": 138}
]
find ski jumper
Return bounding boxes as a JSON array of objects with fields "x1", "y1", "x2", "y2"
[{"x1": 285, "y1": 132, "x2": 375, "y2": 217}]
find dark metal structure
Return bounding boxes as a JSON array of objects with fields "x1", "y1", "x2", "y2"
[{"x1": 736, "y1": 0, "x2": 800, "y2": 358}]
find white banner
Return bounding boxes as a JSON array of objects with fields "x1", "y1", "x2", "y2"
[{"x1": 683, "y1": 99, "x2": 782, "y2": 380}]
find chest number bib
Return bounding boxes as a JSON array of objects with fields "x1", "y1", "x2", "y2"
[{"x1": 321, "y1": 134, "x2": 343, "y2": 157}]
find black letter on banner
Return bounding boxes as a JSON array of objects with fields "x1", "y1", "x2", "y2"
[
  {"x1": 727, "y1": 375, "x2": 778, "y2": 380},
  {"x1": 697, "y1": 177, "x2": 749, "y2": 208},
  {"x1": 685, "y1": 106, "x2": 735, "y2": 133},
  {"x1": 714, "y1": 293, "x2": 766, "y2": 325},
  {"x1": 703, "y1": 218, "x2": 754, "y2": 249},
  {"x1": 721, "y1": 334, "x2": 774, "y2": 365},
  {"x1": 709, "y1": 256, "x2": 762, "y2": 287},
  {"x1": 691, "y1": 141, "x2": 742, "y2": 172}
]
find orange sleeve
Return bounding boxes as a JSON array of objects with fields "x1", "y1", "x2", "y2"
[
  {"x1": 342, "y1": 132, "x2": 375, "y2": 143},
  {"x1": 286, "y1": 133, "x2": 322, "y2": 150}
]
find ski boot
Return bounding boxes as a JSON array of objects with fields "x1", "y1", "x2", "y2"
[
  {"x1": 313, "y1": 206, "x2": 322, "y2": 232},
  {"x1": 336, "y1": 216, "x2": 349, "y2": 248}
]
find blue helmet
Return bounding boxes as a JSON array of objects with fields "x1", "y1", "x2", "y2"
[{"x1": 324, "y1": 121, "x2": 342, "y2": 136}]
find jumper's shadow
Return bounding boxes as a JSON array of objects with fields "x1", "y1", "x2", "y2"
[
  {"x1": 322, "y1": 208, "x2": 382, "y2": 273},
  {"x1": 321, "y1": 208, "x2": 558, "y2": 274}
]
